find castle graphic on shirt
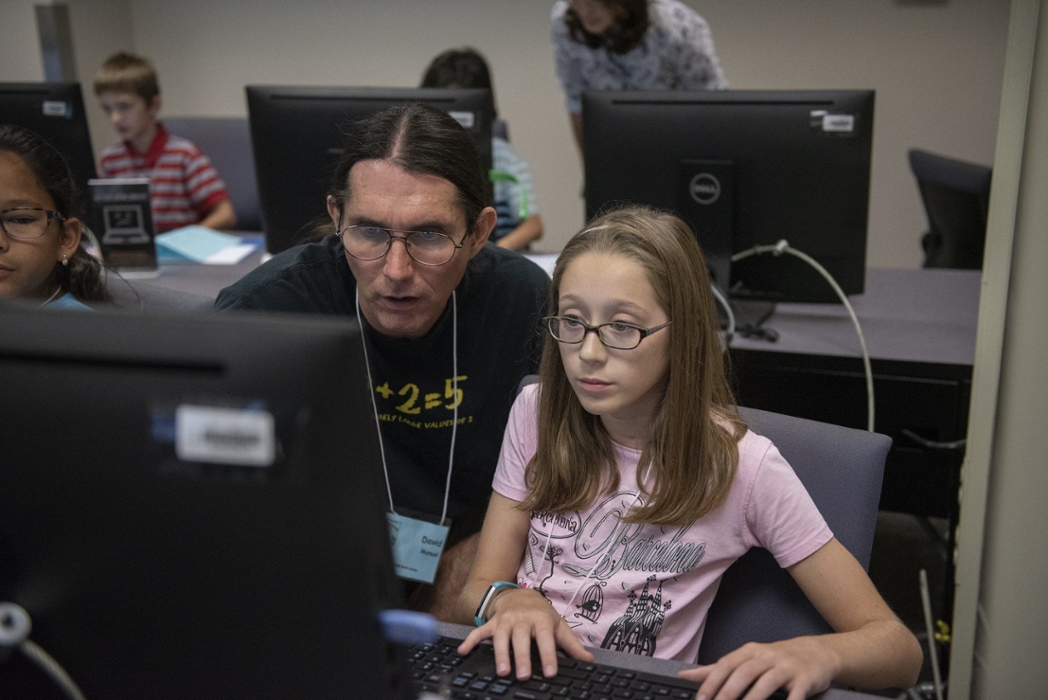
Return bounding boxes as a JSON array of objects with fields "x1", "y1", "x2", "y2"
[{"x1": 601, "y1": 576, "x2": 671, "y2": 656}]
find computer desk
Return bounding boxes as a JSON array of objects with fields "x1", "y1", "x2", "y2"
[
  {"x1": 727, "y1": 267, "x2": 979, "y2": 627},
  {"x1": 107, "y1": 233, "x2": 269, "y2": 311}
]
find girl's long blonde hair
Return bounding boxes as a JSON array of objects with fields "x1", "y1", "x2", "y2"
[{"x1": 522, "y1": 206, "x2": 745, "y2": 526}]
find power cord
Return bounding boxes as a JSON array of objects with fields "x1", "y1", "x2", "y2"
[
  {"x1": 0, "y1": 602, "x2": 87, "y2": 700},
  {"x1": 710, "y1": 283, "x2": 736, "y2": 346},
  {"x1": 731, "y1": 240, "x2": 875, "y2": 432}
]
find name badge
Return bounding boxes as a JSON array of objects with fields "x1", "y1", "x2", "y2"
[{"x1": 386, "y1": 512, "x2": 450, "y2": 584}]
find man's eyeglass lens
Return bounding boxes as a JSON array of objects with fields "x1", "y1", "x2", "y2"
[
  {"x1": 340, "y1": 225, "x2": 460, "y2": 266},
  {"x1": 0, "y1": 208, "x2": 61, "y2": 240}
]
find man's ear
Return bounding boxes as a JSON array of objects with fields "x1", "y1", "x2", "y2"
[
  {"x1": 149, "y1": 94, "x2": 162, "y2": 118},
  {"x1": 469, "y1": 206, "x2": 497, "y2": 256},
  {"x1": 326, "y1": 195, "x2": 343, "y2": 229}
]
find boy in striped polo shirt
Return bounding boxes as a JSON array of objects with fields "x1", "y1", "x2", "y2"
[{"x1": 94, "y1": 52, "x2": 236, "y2": 233}]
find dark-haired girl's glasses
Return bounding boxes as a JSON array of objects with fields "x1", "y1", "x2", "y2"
[
  {"x1": 0, "y1": 207, "x2": 65, "y2": 240},
  {"x1": 544, "y1": 316, "x2": 671, "y2": 350},
  {"x1": 336, "y1": 224, "x2": 470, "y2": 266}
]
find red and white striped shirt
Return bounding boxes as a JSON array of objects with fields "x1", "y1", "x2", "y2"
[{"x1": 98, "y1": 122, "x2": 229, "y2": 233}]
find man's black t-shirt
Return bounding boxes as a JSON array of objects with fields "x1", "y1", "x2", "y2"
[{"x1": 215, "y1": 236, "x2": 550, "y2": 540}]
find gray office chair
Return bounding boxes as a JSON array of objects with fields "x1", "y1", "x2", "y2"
[
  {"x1": 698, "y1": 407, "x2": 890, "y2": 663},
  {"x1": 908, "y1": 148, "x2": 992, "y2": 270},
  {"x1": 163, "y1": 117, "x2": 263, "y2": 231},
  {"x1": 512, "y1": 376, "x2": 890, "y2": 664}
]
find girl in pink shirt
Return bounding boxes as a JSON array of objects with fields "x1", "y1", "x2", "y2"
[{"x1": 455, "y1": 206, "x2": 922, "y2": 699}]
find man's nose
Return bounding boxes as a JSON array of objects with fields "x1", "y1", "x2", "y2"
[{"x1": 383, "y1": 236, "x2": 415, "y2": 279}]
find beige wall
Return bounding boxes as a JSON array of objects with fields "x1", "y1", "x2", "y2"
[
  {"x1": 63, "y1": 0, "x2": 135, "y2": 165},
  {"x1": 0, "y1": 0, "x2": 46, "y2": 80},
  {"x1": 2, "y1": 0, "x2": 1010, "y2": 265}
]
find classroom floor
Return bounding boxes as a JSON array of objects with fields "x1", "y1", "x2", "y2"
[{"x1": 866, "y1": 512, "x2": 951, "y2": 698}]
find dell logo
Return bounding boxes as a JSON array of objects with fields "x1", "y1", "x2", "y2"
[{"x1": 689, "y1": 173, "x2": 720, "y2": 205}]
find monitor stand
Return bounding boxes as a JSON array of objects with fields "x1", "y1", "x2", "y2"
[{"x1": 731, "y1": 299, "x2": 779, "y2": 342}]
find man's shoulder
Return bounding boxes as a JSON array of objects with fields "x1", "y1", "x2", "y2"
[
  {"x1": 214, "y1": 237, "x2": 349, "y2": 313},
  {"x1": 469, "y1": 245, "x2": 550, "y2": 290}
]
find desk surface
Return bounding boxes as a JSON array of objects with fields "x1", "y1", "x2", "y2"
[{"x1": 729, "y1": 267, "x2": 980, "y2": 368}]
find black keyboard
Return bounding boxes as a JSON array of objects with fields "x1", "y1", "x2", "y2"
[{"x1": 406, "y1": 635, "x2": 701, "y2": 700}]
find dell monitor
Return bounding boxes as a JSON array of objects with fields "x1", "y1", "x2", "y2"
[
  {"x1": 0, "y1": 305, "x2": 403, "y2": 700},
  {"x1": 0, "y1": 82, "x2": 98, "y2": 198},
  {"x1": 584, "y1": 90, "x2": 875, "y2": 303},
  {"x1": 247, "y1": 85, "x2": 495, "y2": 255}
]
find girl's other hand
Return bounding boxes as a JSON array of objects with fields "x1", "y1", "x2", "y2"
[
  {"x1": 457, "y1": 588, "x2": 594, "y2": 680},
  {"x1": 677, "y1": 636, "x2": 838, "y2": 700}
]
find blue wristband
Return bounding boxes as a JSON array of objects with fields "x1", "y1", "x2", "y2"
[{"x1": 474, "y1": 581, "x2": 520, "y2": 627}]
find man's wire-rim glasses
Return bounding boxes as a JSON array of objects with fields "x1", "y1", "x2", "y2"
[
  {"x1": 335, "y1": 222, "x2": 471, "y2": 267},
  {"x1": 543, "y1": 316, "x2": 672, "y2": 350},
  {"x1": 0, "y1": 207, "x2": 65, "y2": 240}
]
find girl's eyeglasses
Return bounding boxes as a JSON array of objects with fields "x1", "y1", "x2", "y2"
[{"x1": 543, "y1": 316, "x2": 671, "y2": 350}]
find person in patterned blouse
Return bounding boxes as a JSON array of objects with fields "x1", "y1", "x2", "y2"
[{"x1": 551, "y1": 0, "x2": 728, "y2": 150}]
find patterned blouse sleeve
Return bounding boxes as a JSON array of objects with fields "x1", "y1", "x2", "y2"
[
  {"x1": 551, "y1": 1, "x2": 586, "y2": 114},
  {"x1": 670, "y1": 9, "x2": 728, "y2": 90}
]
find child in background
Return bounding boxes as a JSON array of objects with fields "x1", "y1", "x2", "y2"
[
  {"x1": 0, "y1": 124, "x2": 110, "y2": 308},
  {"x1": 94, "y1": 52, "x2": 236, "y2": 233},
  {"x1": 421, "y1": 48, "x2": 544, "y2": 252},
  {"x1": 456, "y1": 207, "x2": 922, "y2": 699}
]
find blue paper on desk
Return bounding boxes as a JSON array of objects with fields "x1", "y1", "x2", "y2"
[{"x1": 155, "y1": 226, "x2": 260, "y2": 264}]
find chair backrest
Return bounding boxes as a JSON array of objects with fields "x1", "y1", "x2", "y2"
[
  {"x1": 697, "y1": 407, "x2": 890, "y2": 663},
  {"x1": 908, "y1": 148, "x2": 992, "y2": 269},
  {"x1": 492, "y1": 118, "x2": 510, "y2": 142},
  {"x1": 163, "y1": 117, "x2": 263, "y2": 231}
]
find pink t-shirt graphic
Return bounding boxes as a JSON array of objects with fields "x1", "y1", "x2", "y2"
[{"x1": 492, "y1": 385, "x2": 833, "y2": 662}]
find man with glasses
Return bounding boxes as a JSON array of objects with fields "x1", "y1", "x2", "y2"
[{"x1": 215, "y1": 105, "x2": 550, "y2": 617}]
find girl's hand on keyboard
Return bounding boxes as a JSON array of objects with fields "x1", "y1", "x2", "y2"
[
  {"x1": 457, "y1": 587, "x2": 594, "y2": 681},
  {"x1": 677, "y1": 636, "x2": 836, "y2": 700}
]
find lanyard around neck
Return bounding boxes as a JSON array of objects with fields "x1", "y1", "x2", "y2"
[{"x1": 355, "y1": 288, "x2": 459, "y2": 526}]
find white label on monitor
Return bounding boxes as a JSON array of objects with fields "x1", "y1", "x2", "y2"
[
  {"x1": 42, "y1": 101, "x2": 68, "y2": 117},
  {"x1": 447, "y1": 111, "x2": 475, "y2": 129},
  {"x1": 822, "y1": 114, "x2": 855, "y2": 132},
  {"x1": 175, "y1": 405, "x2": 275, "y2": 467}
]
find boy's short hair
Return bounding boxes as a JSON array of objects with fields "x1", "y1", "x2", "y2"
[{"x1": 93, "y1": 51, "x2": 160, "y2": 102}]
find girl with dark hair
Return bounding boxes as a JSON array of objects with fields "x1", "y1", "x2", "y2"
[
  {"x1": 456, "y1": 207, "x2": 922, "y2": 699},
  {"x1": 0, "y1": 124, "x2": 110, "y2": 308},
  {"x1": 551, "y1": 0, "x2": 727, "y2": 150}
]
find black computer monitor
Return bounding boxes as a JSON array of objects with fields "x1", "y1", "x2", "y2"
[
  {"x1": 0, "y1": 82, "x2": 98, "y2": 199},
  {"x1": 246, "y1": 85, "x2": 495, "y2": 255},
  {"x1": 0, "y1": 306, "x2": 402, "y2": 700},
  {"x1": 584, "y1": 90, "x2": 875, "y2": 303}
]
